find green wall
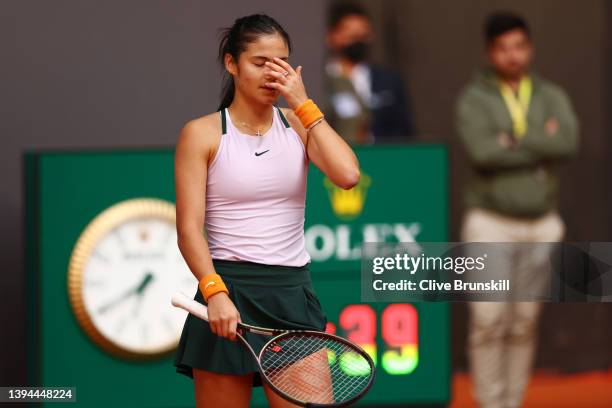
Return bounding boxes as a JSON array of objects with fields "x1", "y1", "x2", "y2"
[{"x1": 25, "y1": 145, "x2": 449, "y2": 407}]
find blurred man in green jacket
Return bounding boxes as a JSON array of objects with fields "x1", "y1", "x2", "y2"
[{"x1": 456, "y1": 12, "x2": 579, "y2": 408}]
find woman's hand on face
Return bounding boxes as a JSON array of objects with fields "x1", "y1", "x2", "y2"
[
  {"x1": 206, "y1": 292, "x2": 241, "y2": 341},
  {"x1": 264, "y1": 57, "x2": 308, "y2": 110}
]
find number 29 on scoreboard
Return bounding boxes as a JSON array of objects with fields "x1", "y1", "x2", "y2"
[{"x1": 325, "y1": 304, "x2": 418, "y2": 376}]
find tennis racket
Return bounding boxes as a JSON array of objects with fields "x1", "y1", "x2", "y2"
[{"x1": 171, "y1": 292, "x2": 375, "y2": 407}]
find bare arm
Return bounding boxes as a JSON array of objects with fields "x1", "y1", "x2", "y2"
[
  {"x1": 285, "y1": 110, "x2": 360, "y2": 189},
  {"x1": 174, "y1": 119, "x2": 216, "y2": 282},
  {"x1": 174, "y1": 116, "x2": 240, "y2": 340},
  {"x1": 266, "y1": 57, "x2": 360, "y2": 190}
]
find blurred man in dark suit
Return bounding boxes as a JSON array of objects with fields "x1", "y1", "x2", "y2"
[{"x1": 325, "y1": 2, "x2": 414, "y2": 144}]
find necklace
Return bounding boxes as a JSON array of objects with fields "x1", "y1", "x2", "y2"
[
  {"x1": 237, "y1": 120, "x2": 264, "y2": 136},
  {"x1": 229, "y1": 108, "x2": 273, "y2": 137}
]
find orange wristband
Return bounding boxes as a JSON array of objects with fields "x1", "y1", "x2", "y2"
[
  {"x1": 294, "y1": 99, "x2": 324, "y2": 129},
  {"x1": 199, "y1": 273, "x2": 228, "y2": 302}
]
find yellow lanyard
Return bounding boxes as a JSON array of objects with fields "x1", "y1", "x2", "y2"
[{"x1": 498, "y1": 76, "x2": 532, "y2": 139}]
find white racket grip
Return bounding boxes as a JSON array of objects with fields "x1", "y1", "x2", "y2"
[{"x1": 171, "y1": 292, "x2": 209, "y2": 322}]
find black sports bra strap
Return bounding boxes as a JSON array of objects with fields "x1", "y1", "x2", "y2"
[
  {"x1": 276, "y1": 107, "x2": 291, "y2": 128},
  {"x1": 220, "y1": 109, "x2": 227, "y2": 135}
]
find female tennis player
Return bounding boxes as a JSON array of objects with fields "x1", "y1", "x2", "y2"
[{"x1": 173, "y1": 13, "x2": 360, "y2": 408}]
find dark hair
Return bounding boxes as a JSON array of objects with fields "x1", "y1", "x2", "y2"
[
  {"x1": 328, "y1": 2, "x2": 370, "y2": 30},
  {"x1": 217, "y1": 14, "x2": 291, "y2": 110},
  {"x1": 484, "y1": 11, "x2": 530, "y2": 44}
]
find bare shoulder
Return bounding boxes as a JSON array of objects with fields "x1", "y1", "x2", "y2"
[
  {"x1": 175, "y1": 112, "x2": 222, "y2": 163},
  {"x1": 280, "y1": 108, "x2": 307, "y2": 144}
]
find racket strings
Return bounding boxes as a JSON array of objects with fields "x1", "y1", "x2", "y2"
[
  {"x1": 260, "y1": 334, "x2": 373, "y2": 404},
  {"x1": 269, "y1": 356, "x2": 371, "y2": 404}
]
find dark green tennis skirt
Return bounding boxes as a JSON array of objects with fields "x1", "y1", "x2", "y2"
[{"x1": 174, "y1": 260, "x2": 327, "y2": 387}]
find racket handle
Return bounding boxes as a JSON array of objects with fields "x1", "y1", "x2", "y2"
[{"x1": 171, "y1": 292, "x2": 209, "y2": 322}]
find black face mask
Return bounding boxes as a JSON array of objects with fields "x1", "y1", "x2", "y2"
[{"x1": 339, "y1": 41, "x2": 369, "y2": 63}]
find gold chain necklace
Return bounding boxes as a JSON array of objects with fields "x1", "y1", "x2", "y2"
[
  {"x1": 230, "y1": 108, "x2": 273, "y2": 137},
  {"x1": 237, "y1": 120, "x2": 264, "y2": 137}
]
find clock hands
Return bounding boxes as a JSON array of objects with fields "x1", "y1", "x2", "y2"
[
  {"x1": 132, "y1": 271, "x2": 154, "y2": 317},
  {"x1": 135, "y1": 271, "x2": 154, "y2": 295},
  {"x1": 97, "y1": 272, "x2": 154, "y2": 315}
]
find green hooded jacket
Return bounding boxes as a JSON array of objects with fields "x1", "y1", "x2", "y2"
[{"x1": 456, "y1": 69, "x2": 579, "y2": 218}]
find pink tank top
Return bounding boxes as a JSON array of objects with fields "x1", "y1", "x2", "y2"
[{"x1": 205, "y1": 107, "x2": 311, "y2": 266}]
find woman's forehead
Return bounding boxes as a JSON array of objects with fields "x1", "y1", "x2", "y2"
[{"x1": 242, "y1": 34, "x2": 289, "y2": 59}]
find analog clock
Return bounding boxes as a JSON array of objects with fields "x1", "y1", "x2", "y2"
[{"x1": 67, "y1": 198, "x2": 197, "y2": 359}]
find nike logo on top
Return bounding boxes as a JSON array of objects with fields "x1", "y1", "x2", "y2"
[{"x1": 255, "y1": 150, "x2": 270, "y2": 157}]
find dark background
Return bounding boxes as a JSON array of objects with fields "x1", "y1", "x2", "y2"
[{"x1": 2, "y1": 0, "x2": 611, "y2": 386}]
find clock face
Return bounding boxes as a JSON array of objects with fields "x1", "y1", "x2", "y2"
[{"x1": 68, "y1": 199, "x2": 197, "y2": 359}]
